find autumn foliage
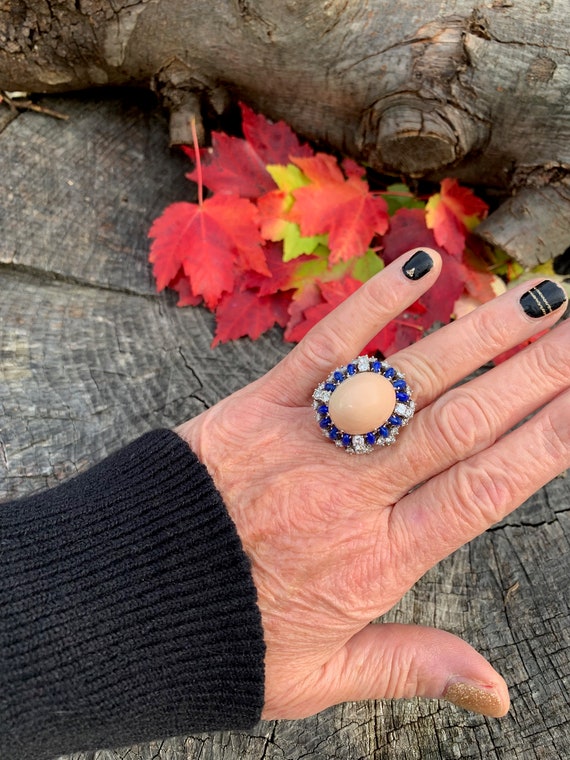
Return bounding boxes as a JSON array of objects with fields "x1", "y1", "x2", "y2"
[{"x1": 149, "y1": 103, "x2": 506, "y2": 352}]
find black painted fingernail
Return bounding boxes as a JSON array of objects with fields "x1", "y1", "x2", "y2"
[
  {"x1": 520, "y1": 280, "x2": 567, "y2": 318},
  {"x1": 403, "y1": 250, "x2": 434, "y2": 280}
]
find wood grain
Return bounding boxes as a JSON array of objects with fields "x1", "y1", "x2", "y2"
[{"x1": 1, "y1": 93, "x2": 568, "y2": 760}]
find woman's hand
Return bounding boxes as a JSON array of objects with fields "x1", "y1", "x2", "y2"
[{"x1": 176, "y1": 247, "x2": 569, "y2": 720}]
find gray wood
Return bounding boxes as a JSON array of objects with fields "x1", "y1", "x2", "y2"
[
  {"x1": 1, "y1": 94, "x2": 568, "y2": 760},
  {"x1": 2, "y1": 0, "x2": 570, "y2": 265}
]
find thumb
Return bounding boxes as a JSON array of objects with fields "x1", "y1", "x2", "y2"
[{"x1": 314, "y1": 623, "x2": 510, "y2": 718}]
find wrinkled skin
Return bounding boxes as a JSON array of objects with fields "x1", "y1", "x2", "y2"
[{"x1": 176, "y1": 247, "x2": 570, "y2": 719}]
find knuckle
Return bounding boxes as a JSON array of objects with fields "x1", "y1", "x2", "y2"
[
  {"x1": 527, "y1": 338, "x2": 570, "y2": 388},
  {"x1": 402, "y1": 350, "x2": 445, "y2": 407},
  {"x1": 539, "y1": 405, "x2": 570, "y2": 466},
  {"x1": 294, "y1": 326, "x2": 346, "y2": 376},
  {"x1": 471, "y1": 306, "x2": 514, "y2": 357},
  {"x1": 451, "y1": 461, "x2": 511, "y2": 531},
  {"x1": 428, "y1": 386, "x2": 497, "y2": 458}
]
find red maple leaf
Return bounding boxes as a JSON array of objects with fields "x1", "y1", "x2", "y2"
[
  {"x1": 425, "y1": 178, "x2": 488, "y2": 257},
  {"x1": 242, "y1": 241, "x2": 316, "y2": 296},
  {"x1": 379, "y1": 207, "x2": 468, "y2": 352},
  {"x1": 382, "y1": 207, "x2": 441, "y2": 262},
  {"x1": 213, "y1": 287, "x2": 292, "y2": 347},
  {"x1": 169, "y1": 269, "x2": 203, "y2": 306},
  {"x1": 240, "y1": 102, "x2": 313, "y2": 165},
  {"x1": 284, "y1": 277, "x2": 363, "y2": 343},
  {"x1": 289, "y1": 153, "x2": 389, "y2": 263},
  {"x1": 148, "y1": 197, "x2": 267, "y2": 308},
  {"x1": 185, "y1": 133, "x2": 276, "y2": 199},
  {"x1": 185, "y1": 103, "x2": 312, "y2": 199}
]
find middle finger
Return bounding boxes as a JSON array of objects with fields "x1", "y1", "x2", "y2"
[
  {"x1": 374, "y1": 316, "x2": 570, "y2": 502},
  {"x1": 393, "y1": 278, "x2": 567, "y2": 411}
]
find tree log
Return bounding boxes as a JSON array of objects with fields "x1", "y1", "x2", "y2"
[
  {"x1": 1, "y1": 0, "x2": 570, "y2": 266},
  {"x1": 1, "y1": 92, "x2": 570, "y2": 760}
]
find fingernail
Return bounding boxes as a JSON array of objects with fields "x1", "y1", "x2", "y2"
[
  {"x1": 444, "y1": 681, "x2": 506, "y2": 718},
  {"x1": 402, "y1": 250, "x2": 434, "y2": 280},
  {"x1": 520, "y1": 280, "x2": 567, "y2": 318}
]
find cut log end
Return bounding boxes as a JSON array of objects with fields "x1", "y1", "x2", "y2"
[
  {"x1": 477, "y1": 183, "x2": 570, "y2": 268},
  {"x1": 373, "y1": 104, "x2": 487, "y2": 176}
]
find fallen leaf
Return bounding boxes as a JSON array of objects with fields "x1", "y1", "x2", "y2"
[
  {"x1": 381, "y1": 207, "x2": 440, "y2": 262},
  {"x1": 284, "y1": 276, "x2": 362, "y2": 342},
  {"x1": 379, "y1": 206, "x2": 467, "y2": 351},
  {"x1": 185, "y1": 103, "x2": 312, "y2": 199},
  {"x1": 425, "y1": 178, "x2": 488, "y2": 257},
  {"x1": 148, "y1": 197, "x2": 267, "y2": 308},
  {"x1": 289, "y1": 153, "x2": 389, "y2": 263},
  {"x1": 240, "y1": 102, "x2": 314, "y2": 165},
  {"x1": 242, "y1": 241, "x2": 316, "y2": 296},
  {"x1": 213, "y1": 287, "x2": 292, "y2": 346}
]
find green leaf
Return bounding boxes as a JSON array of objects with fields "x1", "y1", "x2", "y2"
[
  {"x1": 383, "y1": 183, "x2": 425, "y2": 216},
  {"x1": 351, "y1": 249, "x2": 384, "y2": 282},
  {"x1": 266, "y1": 163, "x2": 310, "y2": 193},
  {"x1": 282, "y1": 224, "x2": 328, "y2": 261}
]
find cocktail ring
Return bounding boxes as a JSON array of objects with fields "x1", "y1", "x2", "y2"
[{"x1": 312, "y1": 355, "x2": 415, "y2": 454}]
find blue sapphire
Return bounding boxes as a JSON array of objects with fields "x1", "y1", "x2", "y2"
[
  {"x1": 341, "y1": 433, "x2": 352, "y2": 447},
  {"x1": 319, "y1": 417, "x2": 332, "y2": 428},
  {"x1": 329, "y1": 426, "x2": 339, "y2": 440},
  {"x1": 347, "y1": 363, "x2": 356, "y2": 375},
  {"x1": 396, "y1": 392, "x2": 409, "y2": 402},
  {"x1": 378, "y1": 426, "x2": 389, "y2": 438},
  {"x1": 393, "y1": 379, "x2": 407, "y2": 390},
  {"x1": 333, "y1": 371, "x2": 344, "y2": 382},
  {"x1": 384, "y1": 367, "x2": 396, "y2": 379},
  {"x1": 372, "y1": 360, "x2": 381, "y2": 373},
  {"x1": 324, "y1": 383, "x2": 336, "y2": 392},
  {"x1": 366, "y1": 432, "x2": 376, "y2": 445},
  {"x1": 317, "y1": 404, "x2": 329, "y2": 415},
  {"x1": 389, "y1": 415, "x2": 402, "y2": 426}
]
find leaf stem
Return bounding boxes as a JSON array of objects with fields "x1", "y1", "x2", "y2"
[{"x1": 190, "y1": 117, "x2": 203, "y2": 207}]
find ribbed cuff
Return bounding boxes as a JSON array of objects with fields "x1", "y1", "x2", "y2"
[{"x1": 1, "y1": 429, "x2": 265, "y2": 760}]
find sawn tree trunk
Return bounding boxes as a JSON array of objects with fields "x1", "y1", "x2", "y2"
[{"x1": 1, "y1": 0, "x2": 569, "y2": 264}]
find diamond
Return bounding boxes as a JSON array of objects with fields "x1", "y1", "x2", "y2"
[
  {"x1": 313, "y1": 389, "x2": 332, "y2": 403},
  {"x1": 395, "y1": 403, "x2": 413, "y2": 417},
  {"x1": 357, "y1": 356, "x2": 370, "y2": 371},
  {"x1": 352, "y1": 435, "x2": 370, "y2": 454}
]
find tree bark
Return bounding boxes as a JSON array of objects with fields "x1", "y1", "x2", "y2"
[{"x1": 1, "y1": 0, "x2": 570, "y2": 266}]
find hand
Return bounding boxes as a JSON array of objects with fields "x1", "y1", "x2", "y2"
[{"x1": 176, "y1": 248, "x2": 569, "y2": 720}]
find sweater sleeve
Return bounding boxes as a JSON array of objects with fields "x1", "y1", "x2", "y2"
[{"x1": 0, "y1": 429, "x2": 265, "y2": 760}]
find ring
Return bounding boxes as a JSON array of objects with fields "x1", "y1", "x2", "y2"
[{"x1": 312, "y1": 355, "x2": 415, "y2": 454}]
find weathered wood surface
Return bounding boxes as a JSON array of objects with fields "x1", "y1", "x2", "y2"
[
  {"x1": 2, "y1": 0, "x2": 570, "y2": 266},
  {"x1": 1, "y1": 94, "x2": 569, "y2": 760}
]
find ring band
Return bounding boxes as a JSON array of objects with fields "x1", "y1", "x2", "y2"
[{"x1": 312, "y1": 355, "x2": 415, "y2": 454}]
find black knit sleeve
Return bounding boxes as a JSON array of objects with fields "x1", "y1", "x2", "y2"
[{"x1": 0, "y1": 429, "x2": 265, "y2": 760}]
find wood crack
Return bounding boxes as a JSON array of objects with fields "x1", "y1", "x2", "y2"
[{"x1": 0, "y1": 261, "x2": 159, "y2": 300}]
